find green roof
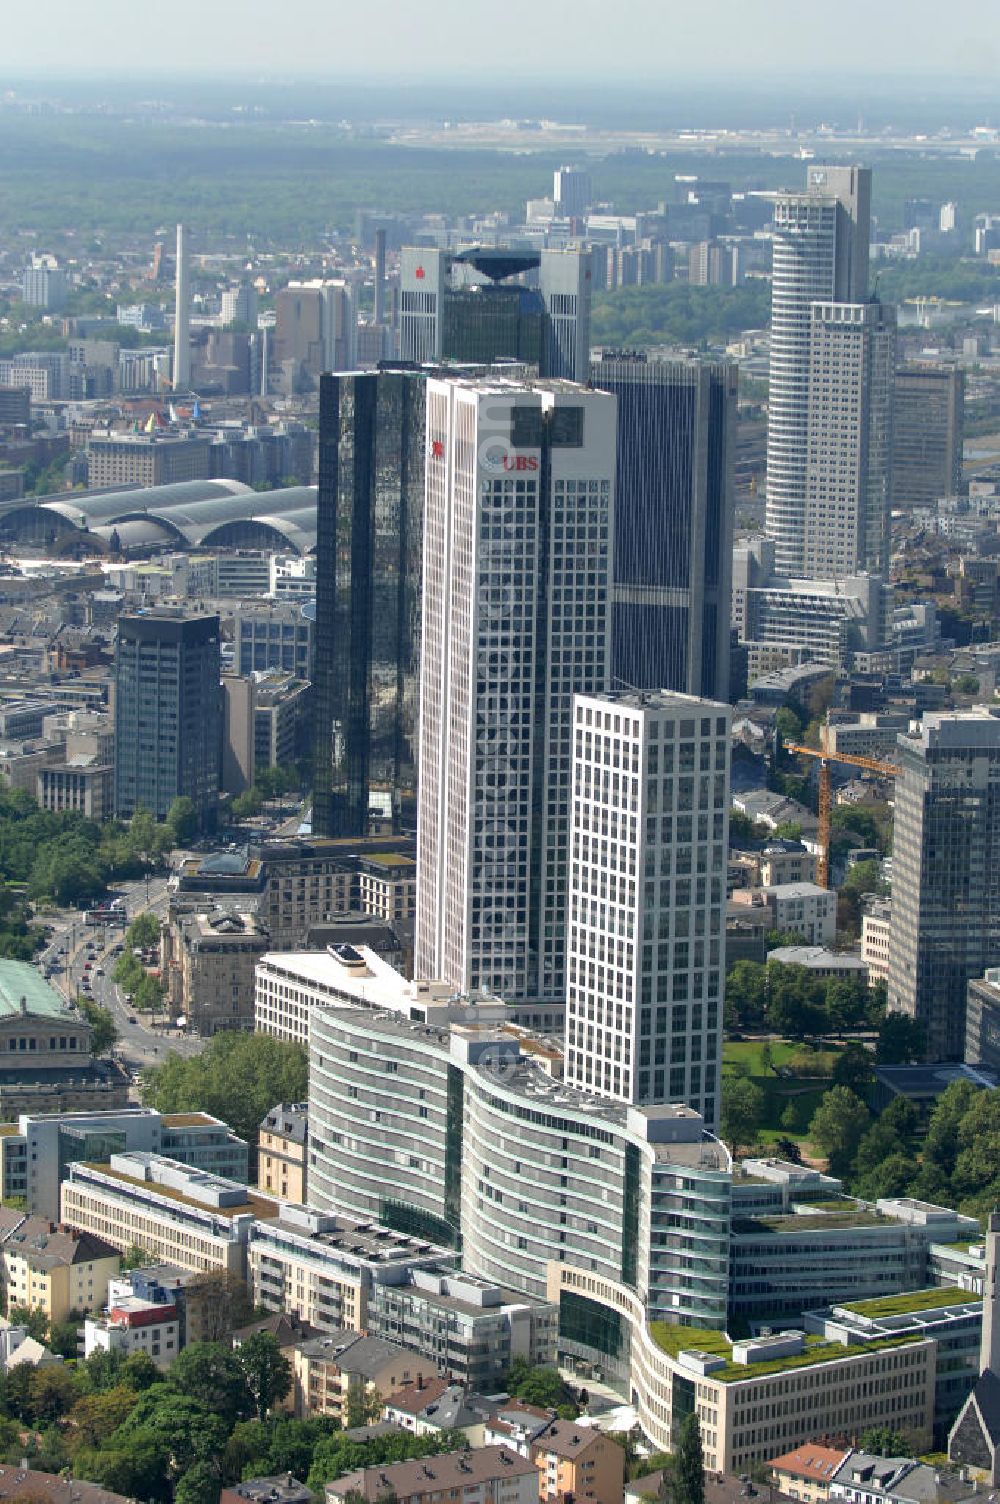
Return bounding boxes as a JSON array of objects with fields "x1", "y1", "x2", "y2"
[
  {"x1": 649, "y1": 1322, "x2": 927, "y2": 1382},
  {"x1": 0, "y1": 961, "x2": 70, "y2": 1020},
  {"x1": 840, "y1": 1286, "x2": 973, "y2": 1319}
]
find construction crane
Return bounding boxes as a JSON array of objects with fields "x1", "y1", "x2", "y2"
[{"x1": 784, "y1": 732, "x2": 900, "y2": 889}]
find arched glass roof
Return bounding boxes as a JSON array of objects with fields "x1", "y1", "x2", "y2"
[{"x1": 0, "y1": 481, "x2": 318, "y2": 555}]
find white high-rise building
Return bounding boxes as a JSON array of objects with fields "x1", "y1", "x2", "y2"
[
  {"x1": 220, "y1": 282, "x2": 259, "y2": 328},
  {"x1": 565, "y1": 691, "x2": 731, "y2": 1127},
  {"x1": 803, "y1": 298, "x2": 896, "y2": 579},
  {"x1": 415, "y1": 375, "x2": 617, "y2": 1001},
  {"x1": 765, "y1": 165, "x2": 871, "y2": 576},
  {"x1": 173, "y1": 224, "x2": 191, "y2": 392}
]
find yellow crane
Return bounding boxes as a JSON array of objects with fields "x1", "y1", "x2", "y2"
[{"x1": 784, "y1": 730, "x2": 900, "y2": 889}]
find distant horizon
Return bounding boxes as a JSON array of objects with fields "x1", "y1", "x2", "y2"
[{"x1": 2, "y1": 0, "x2": 998, "y2": 87}]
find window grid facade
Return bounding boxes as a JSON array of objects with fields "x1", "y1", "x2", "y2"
[{"x1": 565, "y1": 692, "x2": 731, "y2": 1127}]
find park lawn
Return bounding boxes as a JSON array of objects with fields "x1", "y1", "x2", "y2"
[{"x1": 722, "y1": 1039, "x2": 799, "y2": 1075}]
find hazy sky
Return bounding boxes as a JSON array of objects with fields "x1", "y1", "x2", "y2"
[{"x1": 2, "y1": 0, "x2": 998, "y2": 80}]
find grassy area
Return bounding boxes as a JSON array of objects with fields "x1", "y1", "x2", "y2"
[
  {"x1": 841, "y1": 1286, "x2": 971, "y2": 1319},
  {"x1": 722, "y1": 1039, "x2": 799, "y2": 1075},
  {"x1": 648, "y1": 1323, "x2": 928, "y2": 1383}
]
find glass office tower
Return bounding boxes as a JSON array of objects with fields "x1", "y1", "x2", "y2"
[
  {"x1": 591, "y1": 353, "x2": 737, "y2": 703},
  {"x1": 312, "y1": 369, "x2": 425, "y2": 837}
]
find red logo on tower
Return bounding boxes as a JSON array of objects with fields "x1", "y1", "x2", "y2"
[
  {"x1": 430, "y1": 439, "x2": 444, "y2": 459},
  {"x1": 502, "y1": 455, "x2": 539, "y2": 472},
  {"x1": 415, "y1": 266, "x2": 426, "y2": 280}
]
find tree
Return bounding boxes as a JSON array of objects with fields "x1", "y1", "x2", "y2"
[
  {"x1": 166, "y1": 797, "x2": 198, "y2": 846},
  {"x1": 505, "y1": 1358, "x2": 579, "y2": 1417},
  {"x1": 121, "y1": 1351, "x2": 160, "y2": 1392},
  {"x1": 876, "y1": 1014, "x2": 926, "y2": 1065},
  {"x1": 127, "y1": 912, "x2": 162, "y2": 950},
  {"x1": 231, "y1": 788, "x2": 263, "y2": 821},
  {"x1": 27, "y1": 1363, "x2": 81, "y2": 1425},
  {"x1": 121, "y1": 1243, "x2": 155, "y2": 1270},
  {"x1": 175, "y1": 1461, "x2": 222, "y2": 1504},
  {"x1": 78, "y1": 997, "x2": 118, "y2": 1055},
  {"x1": 832, "y1": 1042, "x2": 874, "y2": 1094},
  {"x1": 728, "y1": 811, "x2": 758, "y2": 847},
  {"x1": 724, "y1": 961, "x2": 767, "y2": 1028},
  {"x1": 775, "y1": 706, "x2": 803, "y2": 744},
  {"x1": 238, "y1": 1331, "x2": 292, "y2": 1422},
  {"x1": 808, "y1": 1086, "x2": 871, "y2": 1174},
  {"x1": 68, "y1": 1386, "x2": 140, "y2": 1450},
  {"x1": 775, "y1": 1136, "x2": 802, "y2": 1164},
  {"x1": 923, "y1": 1080, "x2": 983, "y2": 1179},
  {"x1": 720, "y1": 1078, "x2": 765, "y2": 1155},
  {"x1": 163, "y1": 1343, "x2": 253, "y2": 1430},
  {"x1": 853, "y1": 1121, "x2": 907, "y2": 1180},
  {"x1": 143, "y1": 1032, "x2": 308, "y2": 1150},
  {"x1": 48, "y1": 1314, "x2": 84, "y2": 1359},
  {"x1": 825, "y1": 978, "x2": 867, "y2": 1032},
  {"x1": 859, "y1": 1426, "x2": 912, "y2": 1457},
  {"x1": 672, "y1": 1414, "x2": 705, "y2": 1504},
  {"x1": 8, "y1": 1305, "x2": 49, "y2": 1342}
]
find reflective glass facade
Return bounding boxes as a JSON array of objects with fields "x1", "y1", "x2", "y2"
[
  {"x1": 313, "y1": 370, "x2": 425, "y2": 837},
  {"x1": 591, "y1": 355, "x2": 736, "y2": 704}
]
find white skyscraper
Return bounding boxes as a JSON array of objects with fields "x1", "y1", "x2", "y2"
[
  {"x1": 415, "y1": 375, "x2": 617, "y2": 1001},
  {"x1": 173, "y1": 224, "x2": 191, "y2": 392},
  {"x1": 565, "y1": 691, "x2": 731, "y2": 1128},
  {"x1": 803, "y1": 298, "x2": 896, "y2": 579},
  {"x1": 765, "y1": 166, "x2": 871, "y2": 576}
]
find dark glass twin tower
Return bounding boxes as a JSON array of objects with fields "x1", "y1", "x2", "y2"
[
  {"x1": 312, "y1": 355, "x2": 736, "y2": 840},
  {"x1": 312, "y1": 370, "x2": 425, "y2": 838}
]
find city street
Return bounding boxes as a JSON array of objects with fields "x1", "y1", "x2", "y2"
[{"x1": 36, "y1": 869, "x2": 205, "y2": 1074}]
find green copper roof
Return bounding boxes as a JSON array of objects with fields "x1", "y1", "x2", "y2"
[{"x1": 0, "y1": 962, "x2": 70, "y2": 1020}]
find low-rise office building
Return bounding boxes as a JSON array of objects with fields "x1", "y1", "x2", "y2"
[
  {"x1": 369, "y1": 1268, "x2": 557, "y2": 1391},
  {"x1": 966, "y1": 969, "x2": 1000, "y2": 1073},
  {"x1": 61, "y1": 1152, "x2": 277, "y2": 1278},
  {"x1": 730, "y1": 1190, "x2": 979, "y2": 1321},
  {"x1": 37, "y1": 760, "x2": 114, "y2": 821},
  {"x1": 0, "y1": 1106, "x2": 248, "y2": 1218},
  {"x1": 248, "y1": 1203, "x2": 454, "y2": 1335},
  {"x1": 730, "y1": 883, "x2": 837, "y2": 947},
  {"x1": 255, "y1": 943, "x2": 496, "y2": 1048},
  {"x1": 807, "y1": 1286, "x2": 984, "y2": 1441},
  {"x1": 766, "y1": 946, "x2": 869, "y2": 982}
]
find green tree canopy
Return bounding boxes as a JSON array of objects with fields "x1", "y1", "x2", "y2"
[
  {"x1": 720, "y1": 1077, "x2": 765, "y2": 1155},
  {"x1": 876, "y1": 1014, "x2": 926, "y2": 1065},
  {"x1": 808, "y1": 1086, "x2": 871, "y2": 1175},
  {"x1": 237, "y1": 1332, "x2": 293, "y2": 1423},
  {"x1": 143, "y1": 1032, "x2": 308, "y2": 1149},
  {"x1": 166, "y1": 797, "x2": 199, "y2": 846}
]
